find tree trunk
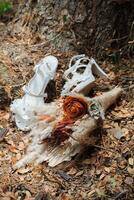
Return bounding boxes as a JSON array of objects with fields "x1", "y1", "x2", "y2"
[{"x1": 12, "y1": 0, "x2": 134, "y2": 57}]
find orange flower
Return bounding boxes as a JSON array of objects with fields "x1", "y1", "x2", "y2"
[
  {"x1": 43, "y1": 96, "x2": 88, "y2": 146},
  {"x1": 63, "y1": 96, "x2": 88, "y2": 120}
]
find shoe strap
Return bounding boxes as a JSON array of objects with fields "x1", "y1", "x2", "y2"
[
  {"x1": 23, "y1": 86, "x2": 48, "y2": 97},
  {"x1": 23, "y1": 62, "x2": 56, "y2": 97}
]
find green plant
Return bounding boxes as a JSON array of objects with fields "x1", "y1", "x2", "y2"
[
  {"x1": 110, "y1": 177, "x2": 117, "y2": 189},
  {"x1": 110, "y1": 51, "x2": 120, "y2": 64},
  {"x1": 0, "y1": 1, "x2": 12, "y2": 16}
]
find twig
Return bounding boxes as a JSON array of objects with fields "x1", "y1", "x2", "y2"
[
  {"x1": 91, "y1": 144, "x2": 115, "y2": 152},
  {"x1": 106, "y1": 35, "x2": 128, "y2": 44},
  {"x1": 30, "y1": 32, "x2": 62, "y2": 49},
  {"x1": 114, "y1": 190, "x2": 127, "y2": 200},
  {"x1": 42, "y1": 169, "x2": 66, "y2": 189},
  {"x1": 30, "y1": 41, "x2": 48, "y2": 48},
  {"x1": 0, "y1": 128, "x2": 9, "y2": 142},
  {"x1": 112, "y1": 115, "x2": 134, "y2": 122},
  {"x1": 12, "y1": 81, "x2": 26, "y2": 88}
]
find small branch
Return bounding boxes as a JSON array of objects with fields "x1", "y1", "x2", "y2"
[
  {"x1": 91, "y1": 144, "x2": 115, "y2": 152},
  {"x1": 114, "y1": 190, "x2": 127, "y2": 200},
  {"x1": 42, "y1": 169, "x2": 66, "y2": 189},
  {"x1": 106, "y1": 35, "x2": 128, "y2": 44}
]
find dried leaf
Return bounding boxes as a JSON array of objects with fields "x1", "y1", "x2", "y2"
[
  {"x1": 9, "y1": 145, "x2": 18, "y2": 153},
  {"x1": 82, "y1": 159, "x2": 91, "y2": 165},
  {"x1": 104, "y1": 167, "x2": 111, "y2": 173},
  {"x1": 18, "y1": 141, "x2": 25, "y2": 150},
  {"x1": 83, "y1": 157, "x2": 96, "y2": 165},
  {"x1": 111, "y1": 126, "x2": 124, "y2": 140},
  {"x1": 4, "y1": 192, "x2": 16, "y2": 200},
  {"x1": 80, "y1": 191, "x2": 87, "y2": 199},
  {"x1": 0, "y1": 197, "x2": 11, "y2": 200},
  {"x1": 127, "y1": 167, "x2": 134, "y2": 175},
  {"x1": 124, "y1": 177, "x2": 133, "y2": 185},
  {"x1": 96, "y1": 189, "x2": 105, "y2": 198},
  {"x1": 2, "y1": 112, "x2": 10, "y2": 120},
  {"x1": 11, "y1": 156, "x2": 17, "y2": 164},
  {"x1": 17, "y1": 167, "x2": 31, "y2": 174},
  {"x1": 34, "y1": 192, "x2": 48, "y2": 200},
  {"x1": 100, "y1": 174, "x2": 105, "y2": 180},
  {"x1": 118, "y1": 160, "x2": 127, "y2": 169},
  {"x1": 110, "y1": 177, "x2": 116, "y2": 188},
  {"x1": 67, "y1": 168, "x2": 77, "y2": 175},
  {"x1": 103, "y1": 123, "x2": 112, "y2": 129},
  {"x1": 96, "y1": 169, "x2": 102, "y2": 175},
  {"x1": 16, "y1": 153, "x2": 22, "y2": 160},
  {"x1": 57, "y1": 170, "x2": 72, "y2": 181},
  {"x1": 25, "y1": 191, "x2": 32, "y2": 198},
  {"x1": 61, "y1": 193, "x2": 71, "y2": 200},
  {"x1": 75, "y1": 170, "x2": 84, "y2": 177},
  {"x1": 87, "y1": 190, "x2": 95, "y2": 197},
  {"x1": 0, "y1": 128, "x2": 8, "y2": 142},
  {"x1": 128, "y1": 158, "x2": 134, "y2": 166}
]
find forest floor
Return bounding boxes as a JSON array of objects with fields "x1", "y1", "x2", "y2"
[{"x1": 0, "y1": 15, "x2": 134, "y2": 200}]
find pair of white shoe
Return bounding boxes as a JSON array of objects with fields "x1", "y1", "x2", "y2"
[{"x1": 11, "y1": 54, "x2": 107, "y2": 131}]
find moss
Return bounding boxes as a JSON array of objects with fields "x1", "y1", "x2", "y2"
[{"x1": 0, "y1": 1, "x2": 12, "y2": 16}]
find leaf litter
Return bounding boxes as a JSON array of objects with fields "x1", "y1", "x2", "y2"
[{"x1": 0, "y1": 11, "x2": 134, "y2": 200}]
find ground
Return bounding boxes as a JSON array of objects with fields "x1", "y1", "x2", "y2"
[{"x1": 0, "y1": 15, "x2": 134, "y2": 200}]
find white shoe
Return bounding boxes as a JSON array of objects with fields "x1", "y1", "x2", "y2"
[
  {"x1": 61, "y1": 54, "x2": 107, "y2": 95},
  {"x1": 11, "y1": 55, "x2": 58, "y2": 131},
  {"x1": 23, "y1": 55, "x2": 58, "y2": 97}
]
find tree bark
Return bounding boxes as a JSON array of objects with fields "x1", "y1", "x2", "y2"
[{"x1": 12, "y1": 0, "x2": 134, "y2": 57}]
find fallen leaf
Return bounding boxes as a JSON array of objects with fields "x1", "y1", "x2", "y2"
[
  {"x1": 127, "y1": 167, "x2": 134, "y2": 175},
  {"x1": 124, "y1": 177, "x2": 133, "y2": 185},
  {"x1": 25, "y1": 190, "x2": 32, "y2": 198},
  {"x1": 110, "y1": 177, "x2": 116, "y2": 188},
  {"x1": 111, "y1": 126, "x2": 124, "y2": 140},
  {"x1": 0, "y1": 197, "x2": 11, "y2": 200},
  {"x1": 80, "y1": 191, "x2": 87, "y2": 199},
  {"x1": 17, "y1": 167, "x2": 31, "y2": 174},
  {"x1": 0, "y1": 128, "x2": 8, "y2": 142},
  {"x1": 75, "y1": 170, "x2": 84, "y2": 177},
  {"x1": 16, "y1": 152, "x2": 22, "y2": 160},
  {"x1": 118, "y1": 160, "x2": 127, "y2": 169},
  {"x1": 128, "y1": 158, "x2": 134, "y2": 166},
  {"x1": 60, "y1": 193, "x2": 71, "y2": 200},
  {"x1": 95, "y1": 188, "x2": 105, "y2": 198},
  {"x1": 18, "y1": 141, "x2": 25, "y2": 150},
  {"x1": 100, "y1": 174, "x2": 105, "y2": 180},
  {"x1": 112, "y1": 110, "x2": 132, "y2": 118},
  {"x1": 122, "y1": 128, "x2": 129, "y2": 135},
  {"x1": 18, "y1": 176, "x2": 25, "y2": 181},
  {"x1": 96, "y1": 169, "x2": 102, "y2": 175},
  {"x1": 57, "y1": 170, "x2": 72, "y2": 181},
  {"x1": 87, "y1": 190, "x2": 95, "y2": 197},
  {"x1": 83, "y1": 157, "x2": 96, "y2": 165},
  {"x1": 0, "y1": 112, "x2": 10, "y2": 120},
  {"x1": 34, "y1": 191, "x2": 48, "y2": 200},
  {"x1": 104, "y1": 167, "x2": 111, "y2": 173},
  {"x1": 67, "y1": 167, "x2": 77, "y2": 175},
  {"x1": 9, "y1": 145, "x2": 18, "y2": 153},
  {"x1": 11, "y1": 156, "x2": 17, "y2": 164},
  {"x1": 103, "y1": 123, "x2": 112, "y2": 129},
  {"x1": 4, "y1": 192, "x2": 16, "y2": 200}
]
